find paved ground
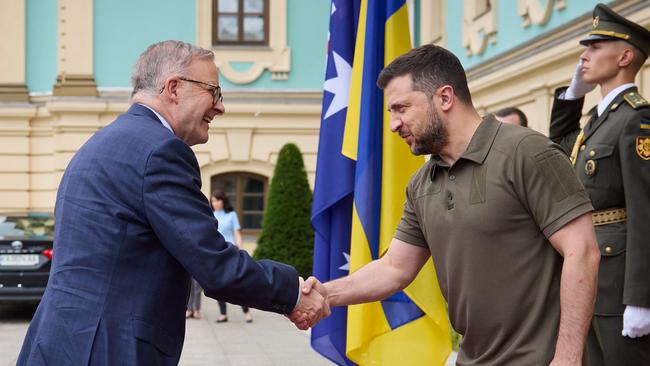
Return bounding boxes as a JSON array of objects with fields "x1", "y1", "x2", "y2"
[
  {"x1": 0, "y1": 296, "x2": 457, "y2": 365},
  {"x1": 178, "y1": 296, "x2": 332, "y2": 365},
  {"x1": 0, "y1": 296, "x2": 331, "y2": 366}
]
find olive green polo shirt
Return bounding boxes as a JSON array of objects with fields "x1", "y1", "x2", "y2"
[{"x1": 395, "y1": 115, "x2": 593, "y2": 365}]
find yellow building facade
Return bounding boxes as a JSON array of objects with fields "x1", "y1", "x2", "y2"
[
  {"x1": 0, "y1": 0, "x2": 326, "y2": 234},
  {"x1": 0, "y1": 0, "x2": 648, "y2": 220}
]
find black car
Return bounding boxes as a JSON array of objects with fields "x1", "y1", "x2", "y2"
[{"x1": 0, "y1": 213, "x2": 54, "y2": 304}]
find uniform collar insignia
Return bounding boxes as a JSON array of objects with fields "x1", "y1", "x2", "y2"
[{"x1": 624, "y1": 92, "x2": 649, "y2": 109}]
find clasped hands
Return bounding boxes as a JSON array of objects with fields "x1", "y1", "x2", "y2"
[{"x1": 288, "y1": 277, "x2": 330, "y2": 330}]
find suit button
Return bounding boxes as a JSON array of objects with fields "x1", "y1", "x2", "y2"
[
  {"x1": 589, "y1": 150, "x2": 596, "y2": 157},
  {"x1": 580, "y1": 145, "x2": 586, "y2": 151},
  {"x1": 604, "y1": 245, "x2": 613, "y2": 254}
]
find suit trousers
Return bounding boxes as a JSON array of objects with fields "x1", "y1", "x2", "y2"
[{"x1": 585, "y1": 315, "x2": 650, "y2": 366}]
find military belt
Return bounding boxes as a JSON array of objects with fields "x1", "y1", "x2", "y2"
[{"x1": 592, "y1": 208, "x2": 627, "y2": 226}]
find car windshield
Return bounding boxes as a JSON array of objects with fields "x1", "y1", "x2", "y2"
[{"x1": 0, "y1": 213, "x2": 54, "y2": 239}]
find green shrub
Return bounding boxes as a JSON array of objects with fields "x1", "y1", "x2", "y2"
[{"x1": 253, "y1": 143, "x2": 314, "y2": 278}]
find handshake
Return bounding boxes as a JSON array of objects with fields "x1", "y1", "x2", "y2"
[{"x1": 288, "y1": 277, "x2": 331, "y2": 330}]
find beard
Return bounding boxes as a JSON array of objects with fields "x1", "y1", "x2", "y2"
[{"x1": 410, "y1": 104, "x2": 448, "y2": 156}]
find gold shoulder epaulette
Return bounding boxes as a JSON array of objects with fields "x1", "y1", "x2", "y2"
[{"x1": 624, "y1": 91, "x2": 649, "y2": 109}]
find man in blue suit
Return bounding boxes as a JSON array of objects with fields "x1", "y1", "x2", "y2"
[{"x1": 17, "y1": 40, "x2": 329, "y2": 365}]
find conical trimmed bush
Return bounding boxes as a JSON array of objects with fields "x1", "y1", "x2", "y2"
[{"x1": 253, "y1": 143, "x2": 314, "y2": 278}]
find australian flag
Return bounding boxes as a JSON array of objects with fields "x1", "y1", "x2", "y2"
[{"x1": 310, "y1": 1, "x2": 360, "y2": 365}]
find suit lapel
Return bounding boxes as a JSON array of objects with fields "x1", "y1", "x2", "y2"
[{"x1": 583, "y1": 87, "x2": 635, "y2": 142}]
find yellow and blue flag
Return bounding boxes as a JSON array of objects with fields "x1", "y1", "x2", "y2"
[{"x1": 312, "y1": 0, "x2": 451, "y2": 365}]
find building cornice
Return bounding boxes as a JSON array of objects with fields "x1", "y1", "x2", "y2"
[{"x1": 467, "y1": 0, "x2": 649, "y2": 82}]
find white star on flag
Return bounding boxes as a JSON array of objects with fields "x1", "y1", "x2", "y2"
[
  {"x1": 338, "y1": 252, "x2": 350, "y2": 272},
  {"x1": 323, "y1": 51, "x2": 352, "y2": 120}
]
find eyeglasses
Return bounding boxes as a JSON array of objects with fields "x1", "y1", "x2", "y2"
[{"x1": 179, "y1": 77, "x2": 223, "y2": 105}]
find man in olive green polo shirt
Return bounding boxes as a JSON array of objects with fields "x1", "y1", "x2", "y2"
[{"x1": 300, "y1": 44, "x2": 600, "y2": 365}]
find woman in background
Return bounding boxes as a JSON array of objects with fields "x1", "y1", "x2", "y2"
[
  {"x1": 211, "y1": 190, "x2": 253, "y2": 323},
  {"x1": 186, "y1": 278, "x2": 202, "y2": 319}
]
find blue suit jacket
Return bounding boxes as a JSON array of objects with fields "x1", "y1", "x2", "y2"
[{"x1": 18, "y1": 104, "x2": 299, "y2": 365}]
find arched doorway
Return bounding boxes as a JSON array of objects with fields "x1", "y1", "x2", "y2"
[{"x1": 210, "y1": 172, "x2": 268, "y2": 236}]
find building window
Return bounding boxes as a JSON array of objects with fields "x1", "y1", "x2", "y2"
[
  {"x1": 211, "y1": 172, "x2": 268, "y2": 234},
  {"x1": 213, "y1": 0, "x2": 269, "y2": 46},
  {"x1": 198, "y1": 0, "x2": 290, "y2": 83}
]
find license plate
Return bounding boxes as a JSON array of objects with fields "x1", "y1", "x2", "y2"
[{"x1": 0, "y1": 254, "x2": 39, "y2": 266}]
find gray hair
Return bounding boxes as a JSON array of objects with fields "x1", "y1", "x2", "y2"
[{"x1": 131, "y1": 40, "x2": 214, "y2": 97}]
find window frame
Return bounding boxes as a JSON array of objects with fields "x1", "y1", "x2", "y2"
[
  {"x1": 197, "y1": 0, "x2": 291, "y2": 84},
  {"x1": 212, "y1": 0, "x2": 270, "y2": 46},
  {"x1": 210, "y1": 172, "x2": 268, "y2": 235}
]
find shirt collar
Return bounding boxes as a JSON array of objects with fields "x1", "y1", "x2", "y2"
[
  {"x1": 138, "y1": 103, "x2": 174, "y2": 134},
  {"x1": 429, "y1": 115, "x2": 500, "y2": 177},
  {"x1": 598, "y1": 83, "x2": 635, "y2": 116},
  {"x1": 460, "y1": 114, "x2": 501, "y2": 164}
]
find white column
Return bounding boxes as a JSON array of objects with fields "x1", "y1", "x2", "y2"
[
  {"x1": 53, "y1": 0, "x2": 97, "y2": 96},
  {"x1": 0, "y1": 0, "x2": 28, "y2": 101}
]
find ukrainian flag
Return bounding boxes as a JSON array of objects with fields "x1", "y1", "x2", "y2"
[{"x1": 312, "y1": 0, "x2": 451, "y2": 365}]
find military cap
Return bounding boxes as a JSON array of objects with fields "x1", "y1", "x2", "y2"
[{"x1": 580, "y1": 3, "x2": 650, "y2": 57}]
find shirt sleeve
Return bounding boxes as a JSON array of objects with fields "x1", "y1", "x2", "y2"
[
  {"x1": 394, "y1": 182, "x2": 428, "y2": 248},
  {"x1": 620, "y1": 108, "x2": 650, "y2": 307},
  {"x1": 549, "y1": 87, "x2": 584, "y2": 155},
  {"x1": 512, "y1": 134, "x2": 594, "y2": 238},
  {"x1": 231, "y1": 211, "x2": 241, "y2": 231}
]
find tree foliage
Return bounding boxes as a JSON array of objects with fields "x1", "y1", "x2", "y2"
[{"x1": 253, "y1": 143, "x2": 314, "y2": 278}]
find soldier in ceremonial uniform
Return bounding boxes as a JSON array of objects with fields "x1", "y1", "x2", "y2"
[{"x1": 549, "y1": 3, "x2": 650, "y2": 365}]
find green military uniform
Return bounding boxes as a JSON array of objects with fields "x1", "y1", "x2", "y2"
[{"x1": 549, "y1": 4, "x2": 650, "y2": 365}]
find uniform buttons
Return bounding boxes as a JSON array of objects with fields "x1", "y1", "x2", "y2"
[
  {"x1": 604, "y1": 245, "x2": 613, "y2": 254},
  {"x1": 449, "y1": 174, "x2": 456, "y2": 181},
  {"x1": 580, "y1": 145, "x2": 586, "y2": 151},
  {"x1": 589, "y1": 150, "x2": 596, "y2": 157}
]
